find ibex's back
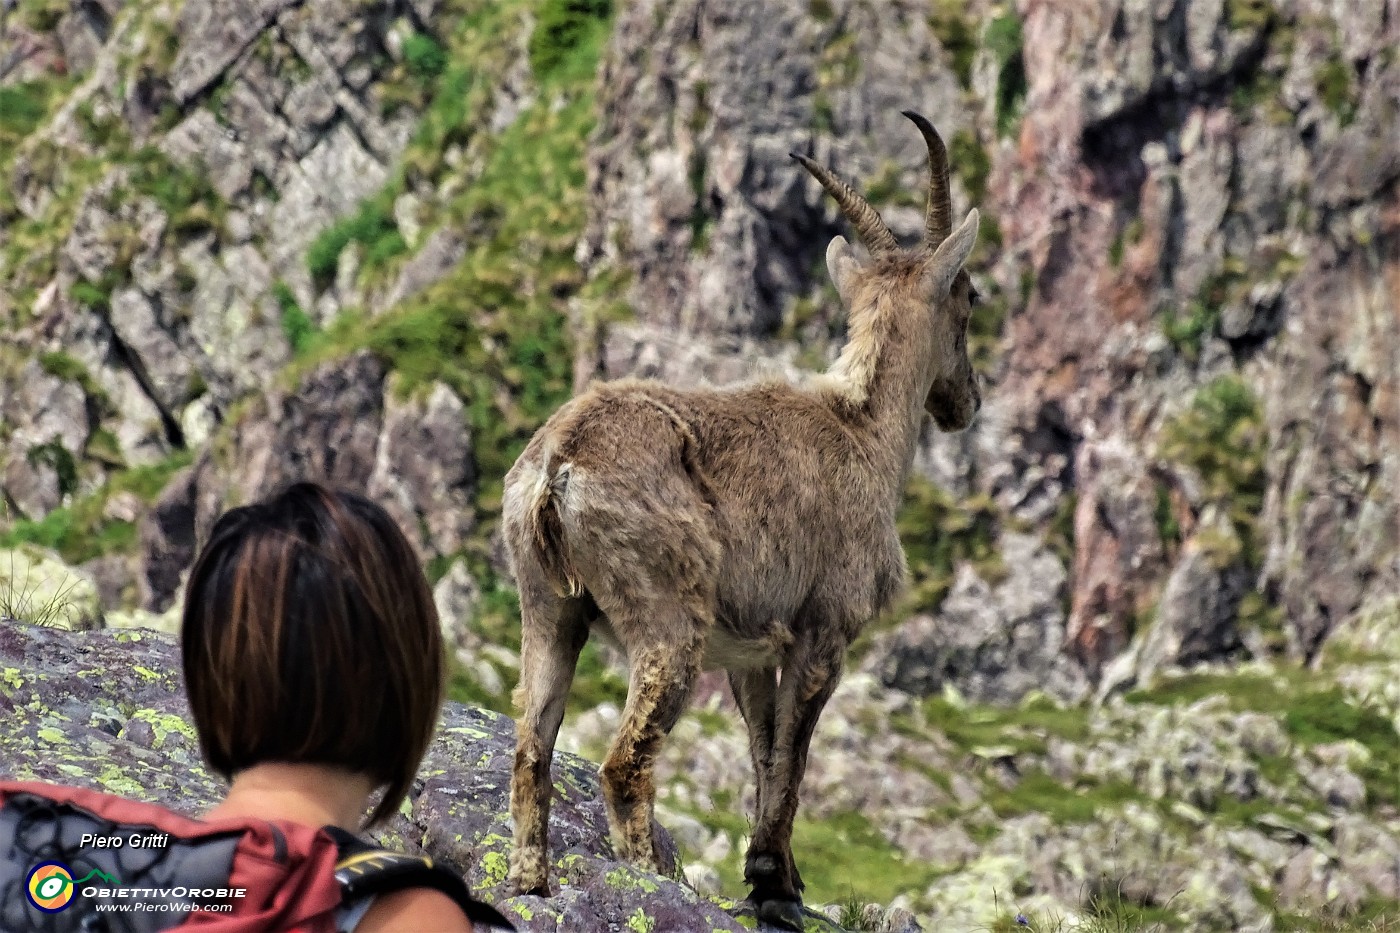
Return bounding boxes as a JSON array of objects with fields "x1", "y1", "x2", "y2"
[
  {"x1": 504, "y1": 110, "x2": 985, "y2": 931},
  {"x1": 505, "y1": 375, "x2": 906, "y2": 668}
]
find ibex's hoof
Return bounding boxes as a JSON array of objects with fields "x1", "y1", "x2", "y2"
[
  {"x1": 506, "y1": 869, "x2": 551, "y2": 898},
  {"x1": 756, "y1": 898, "x2": 806, "y2": 931}
]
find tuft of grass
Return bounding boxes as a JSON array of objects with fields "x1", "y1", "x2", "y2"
[
  {"x1": 1158, "y1": 376, "x2": 1266, "y2": 563},
  {"x1": 273, "y1": 281, "x2": 318, "y2": 356},
  {"x1": 0, "y1": 548, "x2": 84, "y2": 628},
  {"x1": 306, "y1": 191, "x2": 405, "y2": 289},
  {"x1": 985, "y1": 12, "x2": 1027, "y2": 138},
  {"x1": 897, "y1": 478, "x2": 1003, "y2": 614},
  {"x1": 402, "y1": 32, "x2": 448, "y2": 80},
  {"x1": 950, "y1": 130, "x2": 991, "y2": 204},
  {"x1": 25, "y1": 440, "x2": 79, "y2": 500},
  {"x1": 1226, "y1": 0, "x2": 1274, "y2": 32},
  {"x1": 528, "y1": 0, "x2": 613, "y2": 83},
  {"x1": 929, "y1": 0, "x2": 977, "y2": 89},
  {"x1": 1313, "y1": 54, "x2": 1357, "y2": 125}
]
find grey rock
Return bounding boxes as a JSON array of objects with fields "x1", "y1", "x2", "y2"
[
  {"x1": 1, "y1": 360, "x2": 90, "y2": 519},
  {"x1": 137, "y1": 466, "x2": 197, "y2": 613},
  {"x1": 0, "y1": 621, "x2": 836, "y2": 932},
  {"x1": 378, "y1": 227, "x2": 466, "y2": 313},
  {"x1": 1135, "y1": 509, "x2": 1249, "y2": 685},
  {"x1": 108, "y1": 287, "x2": 193, "y2": 416},
  {"x1": 170, "y1": 0, "x2": 300, "y2": 103},
  {"x1": 869, "y1": 533, "x2": 1087, "y2": 703},
  {"x1": 366, "y1": 378, "x2": 476, "y2": 559},
  {"x1": 433, "y1": 559, "x2": 482, "y2": 653}
]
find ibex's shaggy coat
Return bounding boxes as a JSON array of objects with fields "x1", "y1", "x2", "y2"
[{"x1": 504, "y1": 111, "x2": 983, "y2": 929}]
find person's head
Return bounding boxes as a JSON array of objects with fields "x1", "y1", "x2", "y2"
[{"x1": 181, "y1": 481, "x2": 443, "y2": 826}]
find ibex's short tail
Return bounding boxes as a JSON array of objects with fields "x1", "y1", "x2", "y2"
[{"x1": 520, "y1": 458, "x2": 585, "y2": 599}]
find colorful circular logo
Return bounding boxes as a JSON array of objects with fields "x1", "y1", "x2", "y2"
[{"x1": 26, "y1": 861, "x2": 75, "y2": 913}]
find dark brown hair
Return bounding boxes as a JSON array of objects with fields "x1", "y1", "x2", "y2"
[{"x1": 181, "y1": 481, "x2": 444, "y2": 826}]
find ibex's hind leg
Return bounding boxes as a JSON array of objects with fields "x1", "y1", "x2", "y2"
[
  {"x1": 600, "y1": 622, "x2": 703, "y2": 870},
  {"x1": 508, "y1": 592, "x2": 589, "y2": 895},
  {"x1": 728, "y1": 667, "x2": 778, "y2": 829},
  {"x1": 745, "y1": 642, "x2": 843, "y2": 931}
]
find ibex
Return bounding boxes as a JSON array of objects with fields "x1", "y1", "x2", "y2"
[{"x1": 503, "y1": 111, "x2": 982, "y2": 928}]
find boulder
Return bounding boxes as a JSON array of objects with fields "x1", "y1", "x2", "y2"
[{"x1": 0, "y1": 621, "x2": 847, "y2": 932}]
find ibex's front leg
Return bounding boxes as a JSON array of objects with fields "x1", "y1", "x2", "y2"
[
  {"x1": 745, "y1": 641, "x2": 843, "y2": 931},
  {"x1": 508, "y1": 593, "x2": 589, "y2": 895},
  {"x1": 600, "y1": 624, "x2": 703, "y2": 869}
]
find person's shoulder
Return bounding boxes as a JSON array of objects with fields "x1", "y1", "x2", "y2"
[{"x1": 356, "y1": 887, "x2": 474, "y2": 933}]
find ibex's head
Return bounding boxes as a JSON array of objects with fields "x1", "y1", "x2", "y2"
[{"x1": 793, "y1": 111, "x2": 982, "y2": 431}]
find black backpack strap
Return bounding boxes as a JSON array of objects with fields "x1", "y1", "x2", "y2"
[{"x1": 322, "y1": 826, "x2": 515, "y2": 930}]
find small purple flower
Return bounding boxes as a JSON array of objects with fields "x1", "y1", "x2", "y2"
[{"x1": 1015, "y1": 915, "x2": 1030, "y2": 927}]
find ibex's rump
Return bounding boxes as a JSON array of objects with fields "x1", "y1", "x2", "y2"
[{"x1": 504, "y1": 111, "x2": 984, "y2": 930}]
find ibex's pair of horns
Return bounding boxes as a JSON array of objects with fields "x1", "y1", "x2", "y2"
[{"x1": 791, "y1": 110, "x2": 954, "y2": 255}]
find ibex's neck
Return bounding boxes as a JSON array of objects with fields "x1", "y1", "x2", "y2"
[{"x1": 823, "y1": 295, "x2": 933, "y2": 500}]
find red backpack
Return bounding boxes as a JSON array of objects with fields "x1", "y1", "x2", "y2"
[{"x1": 0, "y1": 780, "x2": 514, "y2": 932}]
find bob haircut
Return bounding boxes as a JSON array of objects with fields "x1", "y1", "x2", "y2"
[{"x1": 181, "y1": 481, "x2": 444, "y2": 826}]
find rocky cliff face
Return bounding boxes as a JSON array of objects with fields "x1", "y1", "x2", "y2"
[
  {"x1": 4, "y1": 0, "x2": 1396, "y2": 702},
  {"x1": 574, "y1": 0, "x2": 1400, "y2": 700}
]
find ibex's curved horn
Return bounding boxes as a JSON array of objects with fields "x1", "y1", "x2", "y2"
[
  {"x1": 791, "y1": 152, "x2": 900, "y2": 256},
  {"x1": 901, "y1": 110, "x2": 953, "y2": 248}
]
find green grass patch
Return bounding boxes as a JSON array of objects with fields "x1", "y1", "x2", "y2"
[
  {"x1": 898, "y1": 478, "x2": 1003, "y2": 614},
  {"x1": 790, "y1": 809, "x2": 947, "y2": 907},
  {"x1": 921, "y1": 692, "x2": 1091, "y2": 757},
  {"x1": 985, "y1": 12, "x2": 1027, "y2": 138},
  {"x1": 124, "y1": 146, "x2": 226, "y2": 237},
  {"x1": 929, "y1": 0, "x2": 977, "y2": 89},
  {"x1": 0, "y1": 80, "x2": 63, "y2": 153},
  {"x1": 950, "y1": 130, "x2": 991, "y2": 204},
  {"x1": 1314, "y1": 54, "x2": 1357, "y2": 125},
  {"x1": 528, "y1": 0, "x2": 612, "y2": 83},
  {"x1": 985, "y1": 770, "x2": 1144, "y2": 823},
  {"x1": 1282, "y1": 687, "x2": 1400, "y2": 806},
  {"x1": 273, "y1": 281, "x2": 318, "y2": 356},
  {"x1": 445, "y1": 653, "x2": 509, "y2": 712},
  {"x1": 568, "y1": 642, "x2": 630, "y2": 712},
  {"x1": 1159, "y1": 375, "x2": 1266, "y2": 564},
  {"x1": 1123, "y1": 669, "x2": 1285, "y2": 708},
  {"x1": 306, "y1": 191, "x2": 405, "y2": 289},
  {"x1": 403, "y1": 33, "x2": 449, "y2": 80},
  {"x1": 0, "y1": 452, "x2": 193, "y2": 565}
]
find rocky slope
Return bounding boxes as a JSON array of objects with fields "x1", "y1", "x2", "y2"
[
  {"x1": 2, "y1": 0, "x2": 1398, "y2": 928},
  {"x1": 0, "y1": 620, "x2": 885, "y2": 932}
]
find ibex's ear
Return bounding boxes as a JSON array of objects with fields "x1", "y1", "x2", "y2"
[
  {"x1": 921, "y1": 208, "x2": 979, "y2": 298},
  {"x1": 826, "y1": 235, "x2": 861, "y2": 304}
]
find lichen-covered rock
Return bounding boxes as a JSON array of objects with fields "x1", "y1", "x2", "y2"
[{"x1": 0, "y1": 621, "x2": 852, "y2": 932}]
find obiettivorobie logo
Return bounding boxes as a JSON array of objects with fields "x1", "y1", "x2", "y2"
[
  {"x1": 23, "y1": 860, "x2": 245, "y2": 916},
  {"x1": 25, "y1": 862, "x2": 121, "y2": 913}
]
